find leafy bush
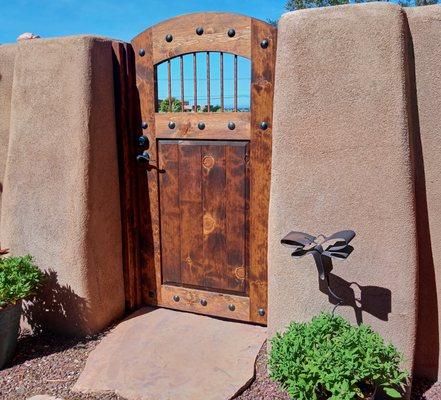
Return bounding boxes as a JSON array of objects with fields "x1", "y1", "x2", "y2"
[
  {"x1": 0, "y1": 255, "x2": 44, "y2": 308},
  {"x1": 159, "y1": 97, "x2": 182, "y2": 112},
  {"x1": 269, "y1": 313, "x2": 408, "y2": 400}
]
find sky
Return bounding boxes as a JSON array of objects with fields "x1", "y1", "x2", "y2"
[
  {"x1": 0, "y1": 0, "x2": 286, "y2": 44},
  {"x1": 0, "y1": 1, "x2": 288, "y2": 109}
]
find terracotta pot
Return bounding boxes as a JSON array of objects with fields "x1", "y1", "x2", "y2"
[{"x1": 0, "y1": 300, "x2": 22, "y2": 369}]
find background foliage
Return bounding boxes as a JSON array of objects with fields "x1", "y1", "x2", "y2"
[{"x1": 269, "y1": 313, "x2": 409, "y2": 400}]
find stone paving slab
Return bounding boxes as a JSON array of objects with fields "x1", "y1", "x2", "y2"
[{"x1": 73, "y1": 307, "x2": 266, "y2": 400}]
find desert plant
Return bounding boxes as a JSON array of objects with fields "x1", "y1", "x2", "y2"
[
  {"x1": 269, "y1": 313, "x2": 408, "y2": 400},
  {"x1": 0, "y1": 255, "x2": 44, "y2": 308}
]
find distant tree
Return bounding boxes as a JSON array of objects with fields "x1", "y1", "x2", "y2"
[
  {"x1": 201, "y1": 105, "x2": 221, "y2": 112},
  {"x1": 285, "y1": 0, "x2": 437, "y2": 11},
  {"x1": 159, "y1": 97, "x2": 182, "y2": 112}
]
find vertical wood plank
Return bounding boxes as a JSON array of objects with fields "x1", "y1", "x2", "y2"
[
  {"x1": 112, "y1": 42, "x2": 135, "y2": 310},
  {"x1": 202, "y1": 145, "x2": 227, "y2": 291},
  {"x1": 158, "y1": 142, "x2": 181, "y2": 284},
  {"x1": 225, "y1": 143, "x2": 248, "y2": 294},
  {"x1": 179, "y1": 144, "x2": 205, "y2": 287},
  {"x1": 132, "y1": 29, "x2": 162, "y2": 305},
  {"x1": 125, "y1": 42, "x2": 144, "y2": 307},
  {"x1": 249, "y1": 19, "x2": 277, "y2": 324}
]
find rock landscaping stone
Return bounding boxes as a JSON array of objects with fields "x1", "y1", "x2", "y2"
[{"x1": 73, "y1": 307, "x2": 266, "y2": 400}]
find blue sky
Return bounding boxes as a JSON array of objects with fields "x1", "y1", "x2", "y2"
[{"x1": 0, "y1": 0, "x2": 286, "y2": 44}]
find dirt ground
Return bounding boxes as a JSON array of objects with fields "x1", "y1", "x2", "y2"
[{"x1": 0, "y1": 330, "x2": 440, "y2": 400}]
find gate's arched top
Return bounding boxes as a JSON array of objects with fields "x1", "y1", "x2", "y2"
[{"x1": 132, "y1": 12, "x2": 275, "y2": 65}]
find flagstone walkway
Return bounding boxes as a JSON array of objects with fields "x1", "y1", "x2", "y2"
[{"x1": 73, "y1": 307, "x2": 266, "y2": 400}]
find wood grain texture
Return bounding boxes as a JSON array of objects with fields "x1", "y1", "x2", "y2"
[
  {"x1": 160, "y1": 285, "x2": 250, "y2": 321},
  {"x1": 131, "y1": 14, "x2": 276, "y2": 324},
  {"x1": 248, "y1": 19, "x2": 277, "y2": 324},
  {"x1": 178, "y1": 144, "x2": 205, "y2": 288},
  {"x1": 131, "y1": 30, "x2": 162, "y2": 305},
  {"x1": 202, "y1": 144, "x2": 227, "y2": 290},
  {"x1": 158, "y1": 142, "x2": 181, "y2": 284},
  {"x1": 155, "y1": 112, "x2": 250, "y2": 140},
  {"x1": 112, "y1": 42, "x2": 143, "y2": 311},
  {"x1": 133, "y1": 13, "x2": 252, "y2": 65},
  {"x1": 226, "y1": 143, "x2": 249, "y2": 294}
]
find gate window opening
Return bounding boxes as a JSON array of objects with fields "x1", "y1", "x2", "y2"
[{"x1": 155, "y1": 52, "x2": 251, "y2": 113}]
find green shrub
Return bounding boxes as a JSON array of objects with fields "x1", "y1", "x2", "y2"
[
  {"x1": 269, "y1": 313, "x2": 408, "y2": 400},
  {"x1": 0, "y1": 255, "x2": 44, "y2": 308},
  {"x1": 159, "y1": 97, "x2": 182, "y2": 112}
]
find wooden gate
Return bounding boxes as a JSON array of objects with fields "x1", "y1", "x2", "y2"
[{"x1": 122, "y1": 13, "x2": 276, "y2": 324}]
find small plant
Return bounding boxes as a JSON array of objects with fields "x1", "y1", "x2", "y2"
[
  {"x1": 0, "y1": 255, "x2": 44, "y2": 308},
  {"x1": 269, "y1": 313, "x2": 409, "y2": 400},
  {"x1": 159, "y1": 97, "x2": 182, "y2": 112}
]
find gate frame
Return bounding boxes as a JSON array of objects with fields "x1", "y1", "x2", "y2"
[{"x1": 117, "y1": 12, "x2": 276, "y2": 324}]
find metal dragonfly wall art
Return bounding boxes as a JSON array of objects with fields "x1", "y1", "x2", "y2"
[{"x1": 281, "y1": 230, "x2": 356, "y2": 313}]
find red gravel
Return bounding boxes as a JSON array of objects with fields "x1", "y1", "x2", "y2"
[{"x1": 0, "y1": 332, "x2": 440, "y2": 400}]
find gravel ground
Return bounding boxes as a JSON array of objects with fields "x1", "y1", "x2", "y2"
[{"x1": 0, "y1": 331, "x2": 440, "y2": 400}]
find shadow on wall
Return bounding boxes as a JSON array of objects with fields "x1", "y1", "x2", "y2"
[
  {"x1": 23, "y1": 269, "x2": 91, "y2": 336},
  {"x1": 318, "y1": 272, "x2": 391, "y2": 325},
  {"x1": 405, "y1": 18, "x2": 439, "y2": 379}
]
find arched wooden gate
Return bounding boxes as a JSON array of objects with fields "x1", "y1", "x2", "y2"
[{"x1": 116, "y1": 13, "x2": 276, "y2": 325}]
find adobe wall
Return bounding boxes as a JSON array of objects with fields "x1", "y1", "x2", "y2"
[
  {"x1": 0, "y1": 44, "x2": 16, "y2": 227},
  {"x1": 268, "y1": 2, "x2": 418, "y2": 376},
  {"x1": 406, "y1": 5, "x2": 441, "y2": 380},
  {"x1": 0, "y1": 36, "x2": 125, "y2": 336}
]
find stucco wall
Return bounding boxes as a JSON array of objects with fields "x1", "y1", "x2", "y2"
[
  {"x1": 0, "y1": 36, "x2": 125, "y2": 336},
  {"x1": 406, "y1": 5, "x2": 441, "y2": 380},
  {"x1": 268, "y1": 2, "x2": 418, "y2": 375},
  {"x1": 0, "y1": 44, "x2": 16, "y2": 227}
]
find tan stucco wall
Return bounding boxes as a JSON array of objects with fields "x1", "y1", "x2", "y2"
[
  {"x1": 0, "y1": 36, "x2": 125, "y2": 336},
  {"x1": 406, "y1": 5, "x2": 441, "y2": 380},
  {"x1": 268, "y1": 2, "x2": 418, "y2": 375},
  {"x1": 0, "y1": 44, "x2": 16, "y2": 227}
]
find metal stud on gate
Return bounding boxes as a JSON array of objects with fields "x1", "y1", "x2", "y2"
[
  {"x1": 200, "y1": 299, "x2": 208, "y2": 306},
  {"x1": 173, "y1": 295, "x2": 180, "y2": 302},
  {"x1": 141, "y1": 121, "x2": 148, "y2": 129},
  {"x1": 227, "y1": 28, "x2": 236, "y2": 38},
  {"x1": 260, "y1": 39, "x2": 269, "y2": 49},
  {"x1": 198, "y1": 122, "x2": 205, "y2": 130},
  {"x1": 258, "y1": 308, "x2": 265, "y2": 317},
  {"x1": 138, "y1": 48, "x2": 145, "y2": 57},
  {"x1": 260, "y1": 121, "x2": 268, "y2": 130},
  {"x1": 196, "y1": 27, "x2": 204, "y2": 35},
  {"x1": 165, "y1": 34, "x2": 173, "y2": 42},
  {"x1": 228, "y1": 122, "x2": 235, "y2": 130},
  {"x1": 228, "y1": 304, "x2": 236, "y2": 312},
  {"x1": 168, "y1": 121, "x2": 176, "y2": 129},
  {"x1": 138, "y1": 135, "x2": 149, "y2": 147}
]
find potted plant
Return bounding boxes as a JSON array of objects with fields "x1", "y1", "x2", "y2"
[
  {"x1": 0, "y1": 253, "x2": 44, "y2": 369},
  {"x1": 269, "y1": 313, "x2": 409, "y2": 399}
]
